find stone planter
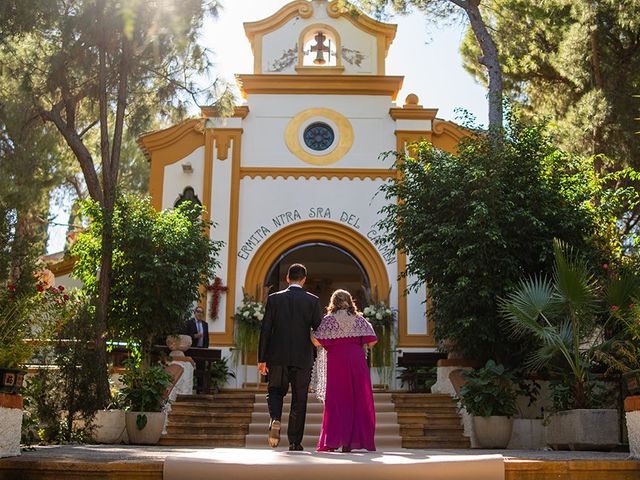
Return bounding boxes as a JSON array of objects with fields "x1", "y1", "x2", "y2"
[
  {"x1": 507, "y1": 418, "x2": 545, "y2": 450},
  {"x1": 125, "y1": 411, "x2": 166, "y2": 445},
  {"x1": 92, "y1": 410, "x2": 127, "y2": 444},
  {"x1": 472, "y1": 416, "x2": 513, "y2": 448},
  {"x1": 625, "y1": 396, "x2": 640, "y2": 459},
  {"x1": 545, "y1": 409, "x2": 620, "y2": 451},
  {"x1": 166, "y1": 335, "x2": 192, "y2": 358},
  {"x1": 0, "y1": 393, "x2": 23, "y2": 458}
]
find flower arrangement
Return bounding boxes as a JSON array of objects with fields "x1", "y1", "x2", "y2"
[
  {"x1": 362, "y1": 301, "x2": 396, "y2": 379},
  {"x1": 363, "y1": 303, "x2": 395, "y2": 328},
  {"x1": 232, "y1": 294, "x2": 265, "y2": 363}
]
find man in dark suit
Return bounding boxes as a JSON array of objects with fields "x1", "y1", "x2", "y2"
[
  {"x1": 258, "y1": 263, "x2": 322, "y2": 451},
  {"x1": 182, "y1": 305, "x2": 209, "y2": 393}
]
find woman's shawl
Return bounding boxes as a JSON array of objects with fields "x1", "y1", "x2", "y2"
[
  {"x1": 314, "y1": 310, "x2": 376, "y2": 340},
  {"x1": 311, "y1": 310, "x2": 376, "y2": 403}
]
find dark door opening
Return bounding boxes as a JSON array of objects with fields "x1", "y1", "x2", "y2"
[{"x1": 264, "y1": 242, "x2": 370, "y2": 312}]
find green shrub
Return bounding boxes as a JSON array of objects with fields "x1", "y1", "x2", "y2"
[{"x1": 457, "y1": 360, "x2": 518, "y2": 417}]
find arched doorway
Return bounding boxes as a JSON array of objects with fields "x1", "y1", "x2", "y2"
[
  {"x1": 243, "y1": 220, "x2": 390, "y2": 309},
  {"x1": 264, "y1": 242, "x2": 369, "y2": 310}
]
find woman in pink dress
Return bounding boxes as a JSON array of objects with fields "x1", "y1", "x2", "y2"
[{"x1": 312, "y1": 289, "x2": 377, "y2": 452}]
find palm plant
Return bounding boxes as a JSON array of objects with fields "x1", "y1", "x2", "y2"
[{"x1": 499, "y1": 239, "x2": 638, "y2": 409}]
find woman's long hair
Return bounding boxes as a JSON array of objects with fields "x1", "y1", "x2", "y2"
[{"x1": 326, "y1": 289, "x2": 361, "y2": 316}]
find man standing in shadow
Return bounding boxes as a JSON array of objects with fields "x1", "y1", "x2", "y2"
[
  {"x1": 258, "y1": 263, "x2": 322, "y2": 451},
  {"x1": 183, "y1": 305, "x2": 209, "y2": 393}
]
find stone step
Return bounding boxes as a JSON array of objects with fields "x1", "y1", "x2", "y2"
[
  {"x1": 158, "y1": 433, "x2": 246, "y2": 447},
  {"x1": 397, "y1": 413, "x2": 462, "y2": 425},
  {"x1": 176, "y1": 393, "x2": 257, "y2": 402},
  {"x1": 252, "y1": 392, "x2": 395, "y2": 404},
  {"x1": 393, "y1": 400, "x2": 455, "y2": 405},
  {"x1": 166, "y1": 422, "x2": 249, "y2": 435},
  {"x1": 392, "y1": 393, "x2": 454, "y2": 400},
  {"x1": 168, "y1": 412, "x2": 252, "y2": 423},
  {"x1": 244, "y1": 433, "x2": 402, "y2": 449},
  {"x1": 402, "y1": 436, "x2": 471, "y2": 449},
  {"x1": 170, "y1": 402, "x2": 254, "y2": 412},
  {"x1": 399, "y1": 424, "x2": 464, "y2": 436},
  {"x1": 250, "y1": 411, "x2": 398, "y2": 424},
  {"x1": 247, "y1": 422, "x2": 399, "y2": 436},
  {"x1": 251, "y1": 402, "x2": 396, "y2": 414},
  {"x1": 394, "y1": 406, "x2": 459, "y2": 414}
]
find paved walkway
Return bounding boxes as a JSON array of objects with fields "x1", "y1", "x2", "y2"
[{"x1": 6, "y1": 443, "x2": 634, "y2": 462}]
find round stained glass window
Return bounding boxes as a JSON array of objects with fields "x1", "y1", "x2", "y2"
[{"x1": 303, "y1": 122, "x2": 335, "y2": 151}]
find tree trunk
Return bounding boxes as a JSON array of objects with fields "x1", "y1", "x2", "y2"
[
  {"x1": 574, "y1": 379, "x2": 586, "y2": 409},
  {"x1": 589, "y1": 28, "x2": 605, "y2": 171},
  {"x1": 463, "y1": 1, "x2": 504, "y2": 132},
  {"x1": 93, "y1": 0, "x2": 113, "y2": 408}
]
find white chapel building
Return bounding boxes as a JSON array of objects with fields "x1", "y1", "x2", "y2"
[{"x1": 135, "y1": 0, "x2": 467, "y2": 385}]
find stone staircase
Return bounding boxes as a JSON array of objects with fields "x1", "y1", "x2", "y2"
[
  {"x1": 159, "y1": 390, "x2": 469, "y2": 449},
  {"x1": 245, "y1": 392, "x2": 402, "y2": 449},
  {"x1": 158, "y1": 391, "x2": 255, "y2": 446},
  {"x1": 392, "y1": 393, "x2": 470, "y2": 448}
]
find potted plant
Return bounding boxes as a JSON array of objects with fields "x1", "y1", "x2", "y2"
[
  {"x1": 91, "y1": 380, "x2": 128, "y2": 444},
  {"x1": 120, "y1": 359, "x2": 172, "y2": 445},
  {"x1": 206, "y1": 357, "x2": 236, "y2": 393},
  {"x1": 500, "y1": 240, "x2": 627, "y2": 451},
  {"x1": 456, "y1": 359, "x2": 517, "y2": 448}
]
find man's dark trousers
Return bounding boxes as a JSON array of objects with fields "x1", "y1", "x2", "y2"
[{"x1": 267, "y1": 365, "x2": 312, "y2": 446}]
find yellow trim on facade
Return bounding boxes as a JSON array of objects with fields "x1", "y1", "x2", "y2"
[
  {"x1": 327, "y1": 0, "x2": 396, "y2": 59},
  {"x1": 244, "y1": 0, "x2": 313, "y2": 51},
  {"x1": 395, "y1": 131, "x2": 437, "y2": 348},
  {"x1": 243, "y1": 220, "x2": 390, "y2": 305},
  {"x1": 295, "y1": 66, "x2": 345, "y2": 75},
  {"x1": 237, "y1": 74, "x2": 404, "y2": 100},
  {"x1": 432, "y1": 119, "x2": 471, "y2": 154},
  {"x1": 200, "y1": 105, "x2": 250, "y2": 119},
  {"x1": 395, "y1": 123, "x2": 471, "y2": 156},
  {"x1": 240, "y1": 167, "x2": 395, "y2": 180},
  {"x1": 210, "y1": 129, "x2": 244, "y2": 346},
  {"x1": 139, "y1": 119, "x2": 205, "y2": 210},
  {"x1": 389, "y1": 107, "x2": 439, "y2": 121},
  {"x1": 243, "y1": 0, "x2": 396, "y2": 75},
  {"x1": 244, "y1": 0, "x2": 313, "y2": 74},
  {"x1": 48, "y1": 256, "x2": 75, "y2": 277},
  {"x1": 284, "y1": 108, "x2": 354, "y2": 166}
]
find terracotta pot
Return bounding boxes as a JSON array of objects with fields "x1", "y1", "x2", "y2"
[
  {"x1": 125, "y1": 411, "x2": 166, "y2": 445},
  {"x1": 166, "y1": 335, "x2": 192, "y2": 358},
  {"x1": 0, "y1": 393, "x2": 23, "y2": 458}
]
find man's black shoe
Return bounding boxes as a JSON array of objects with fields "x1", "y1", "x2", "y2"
[{"x1": 288, "y1": 443, "x2": 304, "y2": 451}]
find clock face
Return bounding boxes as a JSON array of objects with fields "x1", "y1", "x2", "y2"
[{"x1": 303, "y1": 122, "x2": 335, "y2": 151}]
